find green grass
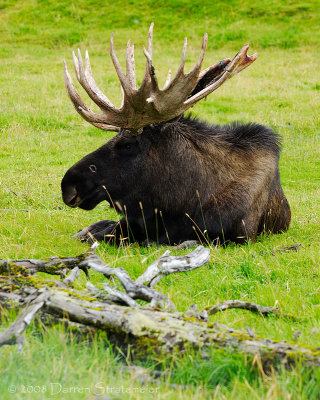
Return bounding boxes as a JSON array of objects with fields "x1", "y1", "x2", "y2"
[{"x1": 0, "y1": 0, "x2": 320, "y2": 398}]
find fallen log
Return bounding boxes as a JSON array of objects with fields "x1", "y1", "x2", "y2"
[{"x1": 0, "y1": 244, "x2": 318, "y2": 371}]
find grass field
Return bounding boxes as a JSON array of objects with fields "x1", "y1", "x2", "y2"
[{"x1": 0, "y1": 0, "x2": 320, "y2": 398}]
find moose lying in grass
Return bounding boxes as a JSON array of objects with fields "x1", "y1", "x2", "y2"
[{"x1": 61, "y1": 24, "x2": 291, "y2": 245}]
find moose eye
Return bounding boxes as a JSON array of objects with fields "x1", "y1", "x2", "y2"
[
  {"x1": 89, "y1": 164, "x2": 97, "y2": 173},
  {"x1": 125, "y1": 144, "x2": 131, "y2": 151}
]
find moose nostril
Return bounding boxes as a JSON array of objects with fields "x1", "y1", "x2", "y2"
[
  {"x1": 62, "y1": 185, "x2": 79, "y2": 207},
  {"x1": 68, "y1": 194, "x2": 78, "y2": 207}
]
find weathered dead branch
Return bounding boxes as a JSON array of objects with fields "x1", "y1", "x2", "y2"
[
  {"x1": 136, "y1": 245, "x2": 210, "y2": 287},
  {"x1": 174, "y1": 240, "x2": 199, "y2": 250},
  {"x1": 258, "y1": 243, "x2": 301, "y2": 256},
  {"x1": 0, "y1": 252, "x2": 93, "y2": 277},
  {"x1": 0, "y1": 291, "x2": 49, "y2": 351},
  {"x1": 206, "y1": 300, "x2": 297, "y2": 320},
  {"x1": 86, "y1": 254, "x2": 176, "y2": 310},
  {"x1": 62, "y1": 266, "x2": 80, "y2": 287}
]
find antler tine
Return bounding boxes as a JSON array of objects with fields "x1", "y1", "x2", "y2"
[
  {"x1": 176, "y1": 37, "x2": 188, "y2": 76},
  {"x1": 119, "y1": 83, "x2": 125, "y2": 109},
  {"x1": 148, "y1": 22, "x2": 154, "y2": 57},
  {"x1": 74, "y1": 49, "x2": 119, "y2": 113},
  {"x1": 84, "y1": 50, "x2": 119, "y2": 111},
  {"x1": 64, "y1": 61, "x2": 120, "y2": 132},
  {"x1": 228, "y1": 44, "x2": 258, "y2": 74},
  {"x1": 72, "y1": 51, "x2": 80, "y2": 81},
  {"x1": 163, "y1": 69, "x2": 171, "y2": 90},
  {"x1": 64, "y1": 61, "x2": 101, "y2": 123},
  {"x1": 110, "y1": 33, "x2": 132, "y2": 98},
  {"x1": 142, "y1": 46, "x2": 159, "y2": 98},
  {"x1": 139, "y1": 22, "x2": 159, "y2": 95},
  {"x1": 186, "y1": 33, "x2": 208, "y2": 78},
  {"x1": 90, "y1": 122, "x2": 120, "y2": 131},
  {"x1": 184, "y1": 44, "x2": 258, "y2": 107},
  {"x1": 152, "y1": 34, "x2": 206, "y2": 114},
  {"x1": 64, "y1": 60, "x2": 94, "y2": 119},
  {"x1": 141, "y1": 24, "x2": 160, "y2": 97},
  {"x1": 162, "y1": 37, "x2": 187, "y2": 92},
  {"x1": 77, "y1": 48, "x2": 85, "y2": 74},
  {"x1": 126, "y1": 40, "x2": 136, "y2": 89},
  {"x1": 161, "y1": 34, "x2": 206, "y2": 97}
]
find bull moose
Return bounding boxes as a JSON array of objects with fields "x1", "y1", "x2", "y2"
[{"x1": 61, "y1": 24, "x2": 291, "y2": 245}]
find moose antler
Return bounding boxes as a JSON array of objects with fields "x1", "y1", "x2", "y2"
[{"x1": 64, "y1": 23, "x2": 258, "y2": 134}]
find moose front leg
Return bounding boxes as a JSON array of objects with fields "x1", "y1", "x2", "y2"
[
  {"x1": 73, "y1": 218, "x2": 129, "y2": 244},
  {"x1": 73, "y1": 216, "x2": 183, "y2": 246}
]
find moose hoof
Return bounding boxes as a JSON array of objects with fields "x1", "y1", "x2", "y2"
[
  {"x1": 73, "y1": 220, "x2": 119, "y2": 243},
  {"x1": 73, "y1": 227, "x2": 95, "y2": 243}
]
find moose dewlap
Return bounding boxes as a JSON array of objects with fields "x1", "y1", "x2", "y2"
[{"x1": 61, "y1": 24, "x2": 291, "y2": 245}]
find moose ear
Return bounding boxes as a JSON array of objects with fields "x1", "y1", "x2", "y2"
[{"x1": 190, "y1": 58, "x2": 231, "y2": 97}]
